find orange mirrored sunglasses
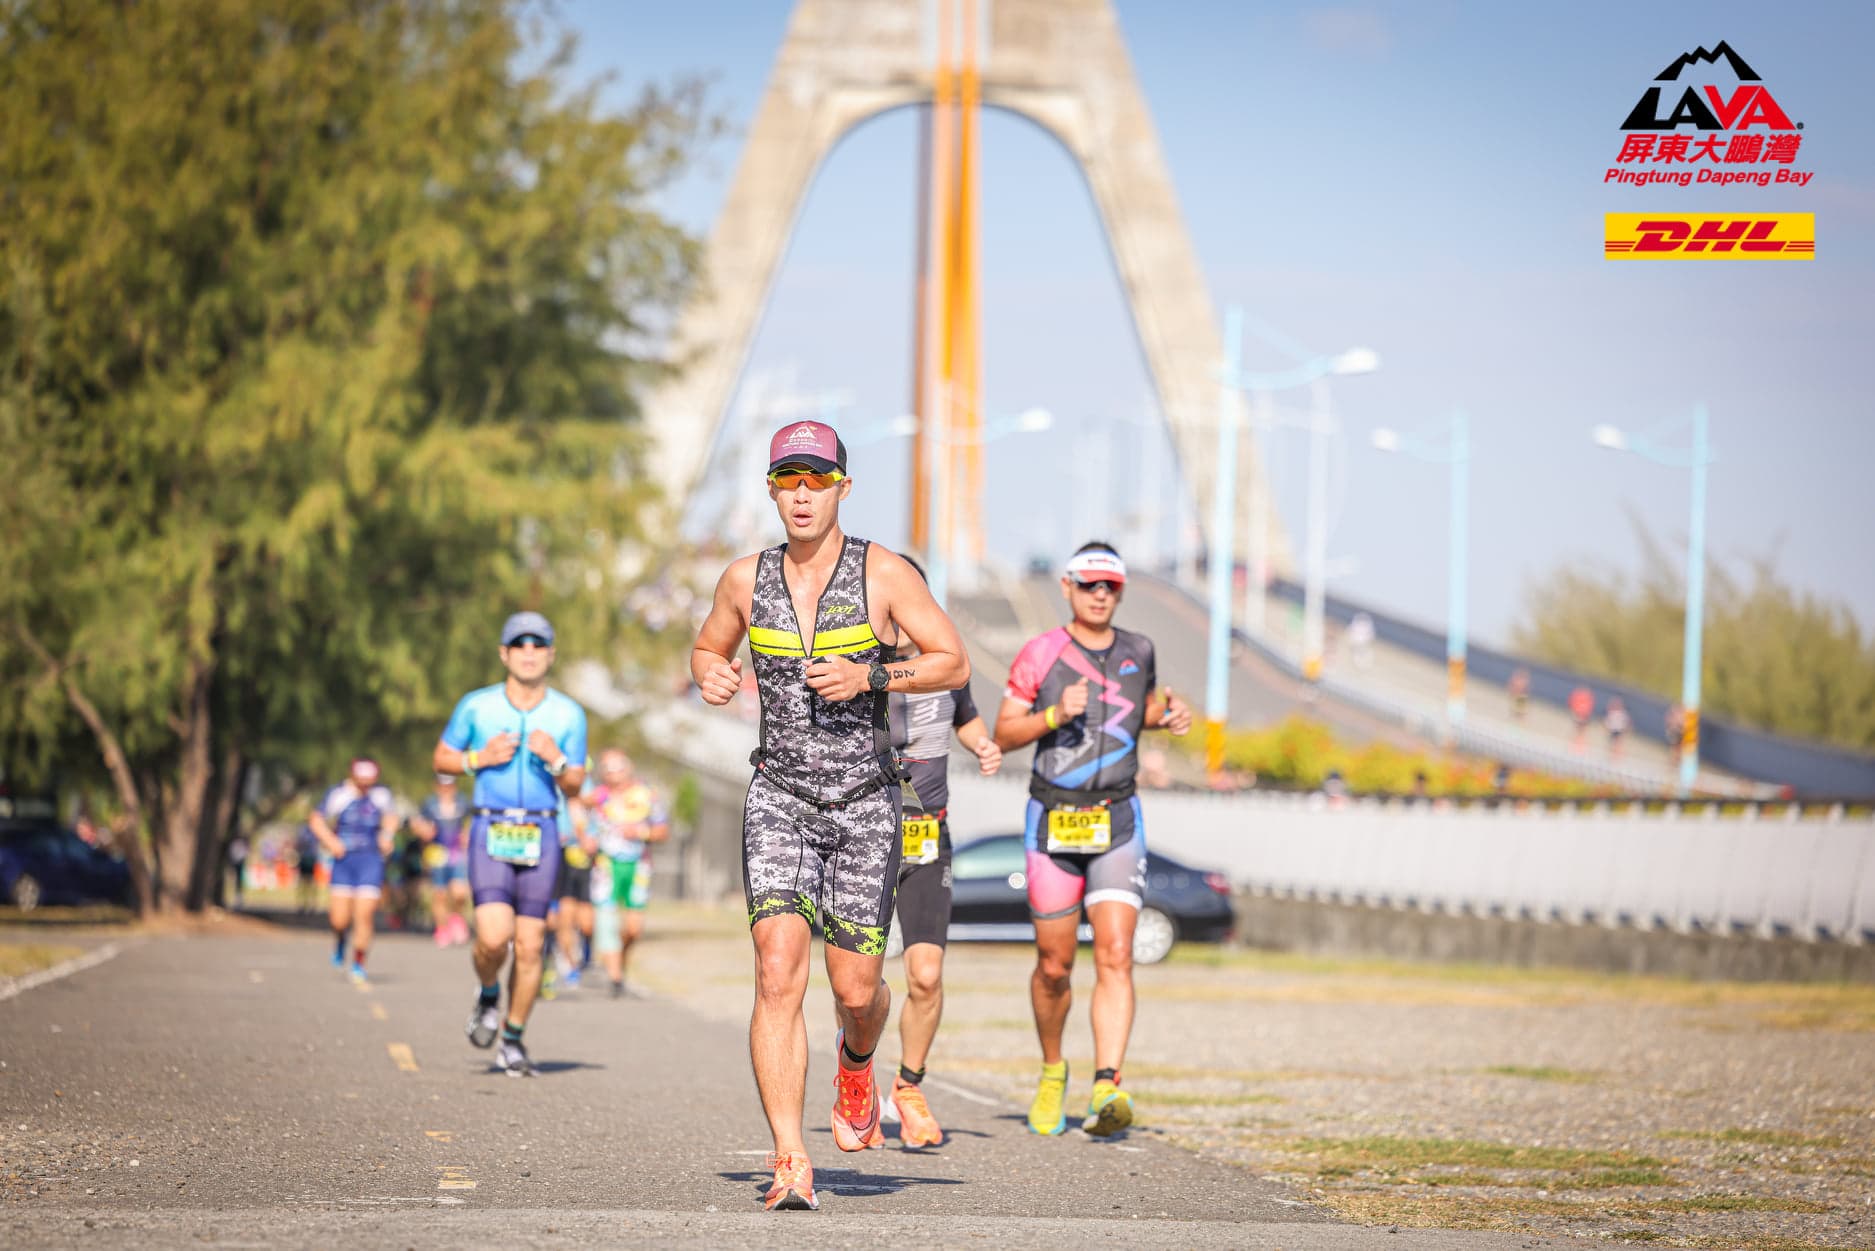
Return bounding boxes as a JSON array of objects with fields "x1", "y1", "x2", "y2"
[{"x1": 767, "y1": 469, "x2": 847, "y2": 491}]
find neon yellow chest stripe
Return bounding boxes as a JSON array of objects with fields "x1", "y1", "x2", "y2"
[{"x1": 748, "y1": 623, "x2": 879, "y2": 658}]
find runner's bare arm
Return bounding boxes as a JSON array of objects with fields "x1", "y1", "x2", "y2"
[
  {"x1": 956, "y1": 716, "x2": 1003, "y2": 774},
  {"x1": 805, "y1": 547, "x2": 969, "y2": 699},
  {"x1": 995, "y1": 676, "x2": 1091, "y2": 751},
  {"x1": 308, "y1": 809, "x2": 344, "y2": 857},
  {"x1": 690, "y1": 557, "x2": 757, "y2": 706},
  {"x1": 875, "y1": 547, "x2": 969, "y2": 693},
  {"x1": 433, "y1": 730, "x2": 518, "y2": 776},
  {"x1": 1144, "y1": 689, "x2": 1194, "y2": 735}
]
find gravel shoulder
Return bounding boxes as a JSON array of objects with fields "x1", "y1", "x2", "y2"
[{"x1": 634, "y1": 906, "x2": 1875, "y2": 1250}]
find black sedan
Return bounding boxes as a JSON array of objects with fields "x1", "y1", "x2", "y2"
[
  {"x1": 890, "y1": 833, "x2": 1236, "y2": 964},
  {"x1": 0, "y1": 826, "x2": 131, "y2": 911}
]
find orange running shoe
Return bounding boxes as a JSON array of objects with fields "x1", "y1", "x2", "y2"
[
  {"x1": 890, "y1": 1076, "x2": 944, "y2": 1148},
  {"x1": 830, "y1": 1030, "x2": 884, "y2": 1151},
  {"x1": 764, "y1": 1151, "x2": 817, "y2": 1211}
]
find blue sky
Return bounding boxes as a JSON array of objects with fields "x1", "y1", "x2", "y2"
[{"x1": 560, "y1": 1, "x2": 1874, "y2": 644}]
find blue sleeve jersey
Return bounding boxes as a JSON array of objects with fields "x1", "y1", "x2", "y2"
[
  {"x1": 320, "y1": 783, "x2": 396, "y2": 854},
  {"x1": 440, "y1": 684, "x2": 590, "y2": 813}
]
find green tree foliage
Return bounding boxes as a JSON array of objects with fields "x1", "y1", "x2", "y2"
[
  {"x1": 1514, "y1": 525, "x2": 1875, "y2": 752},
  {"x1": 0, "y1": 0, "x2": 710, "y2": 909}
]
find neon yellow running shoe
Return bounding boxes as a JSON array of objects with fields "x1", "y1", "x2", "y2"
[
  {"x1": 1027, "y1": 1060, "x2": 1068, "y2": 1135},
  {"x1": 1082, "y1": 1079, "x2": 1134, "y2": 1137}
]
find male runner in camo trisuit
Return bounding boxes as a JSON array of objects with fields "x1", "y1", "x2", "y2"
[
  {"x1": 691, "y1": 420, "x2": 970, "y2": 1212},
  {"x1": 884, "y1": 557, "x2": 1001, "y2": 1148},
  {"x1": 995, "y1": 542, "x2": 1191, "y2": 1138}
]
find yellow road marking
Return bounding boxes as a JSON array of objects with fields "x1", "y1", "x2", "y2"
[
  {"x1": 436, "y1": 1165, "x2": 476, "y2": 1190},
  {"x1": 387, "y1": 1043, "x2": 419, "y2": 1073},
  {"x1": 425, "y1": 1131, "x2": 453, "y2": 1143},
  {"x1": 370, "y1": 1003, "x2": 388, "y2": 1021}
]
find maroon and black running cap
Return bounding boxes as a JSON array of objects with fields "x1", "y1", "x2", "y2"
[{"x1": 768, "y1": 421, "x2": 848, "y2": 475}]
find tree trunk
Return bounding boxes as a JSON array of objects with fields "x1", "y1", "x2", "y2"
[
  {"x1": 156, "y1": 656, "x2": 216, "y2": 910},
  {"x1": 188, "y1": 746, "x2": 244, "y2": 911},
  {"x1": 12, "y1": 624, "x2": 158, "y2": 915}
]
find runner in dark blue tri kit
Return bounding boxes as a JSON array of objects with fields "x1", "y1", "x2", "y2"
[
  {"x1": 995, "y1": 542, "x2": 1191, "y2": 1139},
  {"x1": 434, "y1": 611, "x2": 588, "y2": 1077},
  {"x1": 309, "y1": 758, "x2": 398, "y2": 984}
]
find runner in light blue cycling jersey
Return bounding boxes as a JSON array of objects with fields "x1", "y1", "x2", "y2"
[{"x1": 434, "y1": 611, "x2": 588, "y2": 1077}]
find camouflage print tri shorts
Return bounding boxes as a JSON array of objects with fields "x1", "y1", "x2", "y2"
[{"x1": 742, "y1": 771, "x2": 902, "y2": 956}]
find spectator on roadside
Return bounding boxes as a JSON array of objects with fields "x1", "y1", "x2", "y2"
[
  {"x1": 1322, "y1": 768, "x2": 1349, "y2": 807},
  {"x1": 1345, "y1": 612, "x2": 1376, "y2": 671},
  {"x1": 1567, "y1": 686, "x2": 1595, "y2": 751},
  {"x1": 1605, "y1": 697, "x2": 1631, "y2": 759},
  {"x1": 1410, "y1": 770, "x2": 1430, "y2": 804},
  {"x1": 226, "y1": 833, "x2": 250, "y2": 909},
  {"x1": 295, "y1": 823, "x2": 320, "y2": 914},
  {"x1": 1665, "y1": 702, "x2": 1687, "y2": 768},
  {"x1": 1507, "y1": 667, "x2": 1531, "y2": 720}
]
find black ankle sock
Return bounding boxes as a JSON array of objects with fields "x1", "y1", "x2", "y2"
[
  {"x1": 478, "y1": 982, "x2": 500, "y2": 1006},
  {"x1": 501, "y1": 1021, "x2": 524, "y2": 1044},
  {"x1": 840, "y1": 1039, "x2": 873, "y2": 1067},
  {"x1": 898, "y1": 1065, "x2": 925, "y2": 1086},
  {"x1": 1094, "y1": 1067, "x2": 1120, "y2": 1085}
]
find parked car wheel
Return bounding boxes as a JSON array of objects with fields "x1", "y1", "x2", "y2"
[
  {"x1": 1132, "y1": 905, "x2": 1176, "y2": 965},
  {"x1": 11, "y1": 872, "x2": 43, "y2": 912}
]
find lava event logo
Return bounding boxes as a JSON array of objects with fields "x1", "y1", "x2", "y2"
[
  {"x1": 1603, "y1": 213, "x2": 1814, "y2": 260},
  {"x1": 1604, "y1": 41, "x2": 1811, "y2": 190}
]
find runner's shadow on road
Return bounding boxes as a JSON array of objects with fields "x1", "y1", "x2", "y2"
[
  {"x1": 474, "y1": 1060, "x2": 606, "y2": 1077},
  {"x1": 719, "y1": 1167, "x2": 964, "y2": 1199}
]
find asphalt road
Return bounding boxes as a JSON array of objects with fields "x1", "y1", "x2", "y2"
[{"x1": 1, "y1": 927, "x2": 1540, "y2": 1249}]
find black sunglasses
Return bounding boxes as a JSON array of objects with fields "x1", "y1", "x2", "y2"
[
  {"x1": 506, "y1": 634, "x2": 552, "y2": 649},
  {"x1": 1071, "y1": 578, "x2": 1122, "y2": 593}
]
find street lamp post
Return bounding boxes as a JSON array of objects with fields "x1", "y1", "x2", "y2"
[
  {"x1": 1590, "y1": 404, "x2": 1711, "y2": 794},
  {"x1": 1204, "y1": 310, "x2": 1380, "y2": 769},
  {"x1": 1371, "y1": 411, "x2": 1471, "y2": 728},
  {"x1": 1204, "y1": 307, "x2": 1245, "y2": 773},
  {"x1": 922, "y1": 404, "x2": 1053, "y2": 606}
]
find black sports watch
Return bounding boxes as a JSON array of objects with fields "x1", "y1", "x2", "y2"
[{"x1": 867, "y1": 662, "x2": 891, "y2": 693}]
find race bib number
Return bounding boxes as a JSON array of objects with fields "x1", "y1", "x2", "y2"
[
  {"x1": 1046, "y1": 806, "x2": 1112, "y2": 853},
  {"x1": 901, "y1": 816, "x2": 941, "y2": 865},
  {"x1": 486, "y1": 820, "x2": 543, "y2": 866}
]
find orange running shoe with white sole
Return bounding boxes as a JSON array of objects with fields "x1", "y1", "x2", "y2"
[
  {"x1": 890, "y1": 1076, "x2": 944, "y2": 1148},
  {"x1": 830, "y1": 1031, "x2": 884, "y2": 1151},
  {"x1": 764, "y1": 1151, "x2": 817, "y2": 1211}
]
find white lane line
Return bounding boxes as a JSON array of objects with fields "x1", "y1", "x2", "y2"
[
  {"x1": 0, "y1": 942, "x2": 124, "y2": 1003},
  {"x1": 925, "y1": 1076, "x2": 1005, "y2": 1108},
  {"x1": 727, "y1": 1149, "x2": 771, "y2": 1156}
]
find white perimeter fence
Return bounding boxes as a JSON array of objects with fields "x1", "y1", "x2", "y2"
[{"x1": 650, "y1": 704, "x2": 1875, "y2": 944}]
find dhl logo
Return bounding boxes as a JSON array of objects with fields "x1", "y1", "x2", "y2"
[{"x1": 1604, "y1": 213, "x2": 1814, "y2": 259}]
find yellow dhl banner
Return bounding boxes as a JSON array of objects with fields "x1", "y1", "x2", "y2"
[{"x1": 1604, "y1": 213, "x2": 1813, "y2": 259}]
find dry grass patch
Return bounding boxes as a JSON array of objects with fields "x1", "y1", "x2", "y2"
[
  {"x1": 0, "y1": 943, "x2": 83, "y2": 978},
  {"x1": 1662, "y1": 1129, "x2": 1846, "y2": 1150},
  {"x1": 1284, "y1": 1135, "x2": 1663, "y2": 1174},
  {"x1": 1481, "y1": 1064, "x2": 1600, "y2": 1083}
]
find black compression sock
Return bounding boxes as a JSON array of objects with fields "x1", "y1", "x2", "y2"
[
  {"x1": 1094, "y1": 1067, "x2": 1120, "y2": 1085},
  {"x1": 840, "y1": 1039, "x2": 874, "y2": 1068},
  {"x1": 898, "y1": 1065, "x2": 925, "y2": 1086}
]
